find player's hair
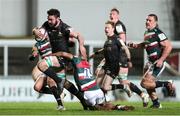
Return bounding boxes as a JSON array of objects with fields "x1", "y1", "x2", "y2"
[
  {"x1": 148, "y1": 14, "x2": 158, "y2": 21},
  {"x1": 105, "y1": 20, "x2": 115, "y2": 28},
  {"x1": 111, "y1": 8, "x2": 119, "y2": 14},
  {"x1": 47, "y1": 8, "x2": 60, "y2": 18}
]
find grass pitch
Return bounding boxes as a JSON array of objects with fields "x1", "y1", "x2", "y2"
[{"x1": 0, "y1": 101, "x2": 180, "y2": 115}]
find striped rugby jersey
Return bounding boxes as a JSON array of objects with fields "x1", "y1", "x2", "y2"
[
  {"x1": 35, "y1": 39, "x2": 52, "y2": 59},
  {"x1": 72, "y1": 56, "x2": 100, "y2": 91},
  {"x1": 144, "y1": 27, "x2": 168, "y2": 62}
]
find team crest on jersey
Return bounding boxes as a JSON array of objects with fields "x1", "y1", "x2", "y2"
[
  {"x1": 107, "y1": 40, "x2": 112, "y2": 44},
  {"x1": 58, "y1": 32, "x2": 62, "y2": 36}
]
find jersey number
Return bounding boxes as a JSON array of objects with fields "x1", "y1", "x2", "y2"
[{"x1": 84, "y1": 68, "x2": 92, "y2": 79}]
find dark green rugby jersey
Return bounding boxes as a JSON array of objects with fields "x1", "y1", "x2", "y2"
[
  {"x1": 144, "y1": 27, "x2": 168, "y2": 62},
  {"x1": 72, "y1": 56, "x2": 100, "y2": 91}
]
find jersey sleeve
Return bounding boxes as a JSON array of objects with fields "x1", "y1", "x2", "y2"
[
  {"x1": 115, "y1": 24, "x2": 125, "y2": 34},
  {"x1": 62, "y1": 22, "x2": 72, "y2": 34},
  {"x1": 158, "y1": 32, "x2": 168, "y2": 41},
  {"x1": 157, "y1": 29, "x2": 168, "y2": 42}
]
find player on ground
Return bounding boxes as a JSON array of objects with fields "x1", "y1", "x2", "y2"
[{"x1": 52, "y1": 38, "x2": 135, "y2": 111}]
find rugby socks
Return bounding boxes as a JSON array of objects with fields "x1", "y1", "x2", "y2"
[
  {"x1": 155, "y1": 81, "x2": 169, "y2": 88},
  {"x1": 129, "y1": 82, "x2": 142, "y2": 95},
  {"x1": 43, "y1": 68, "x2": 62, "y2": 83},
  {"x1": 111, "y1": 84, "x2": 124, "y2": 90},
  {"x1": 40, "y1": 86, "x2": 52, "y2": 94},
  {"x1": 43, "y1": 68, "x2": 64, "y2": 92},
  {"x1": 50, "y1": 86, "x2": 63, "y2": 106},
  {"x1": 152, "y1": 98, "x2": 160, "y2": 106},
  {"x1": 147, "y1": 89, "x2": 160, "y2": 106}
]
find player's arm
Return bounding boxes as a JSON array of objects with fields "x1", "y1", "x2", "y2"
[
  {"x1": 52, "y1": 52, "x2": 73, "y2": 60},
  {"x1": 68, "y1": 29, "x2": 87, "y2": 60},
  {"x1": 127, "y1": 40, "x2": 149, "y2": 49},
  {"x1": 116, "y1": 24, "x2": 126, "y2": 42},
  {"x1": 159, "y1": 39, "x2": 172, "y2": 62},
  {"x1": 118, "y1": 33, "x2": 126, "y2": 43},
  {"x1": 119, "y1": 39, "x2": 131, "y2": 61},
  {"x1": 155, "y1": 39, "x2": 172, "y2": 68},
  {"x1": 119, "y1": 39, "x2": 132, "y2": 67},
  {"x1": 89, "y1": 48, "x2": 104, "y2": 59},
  {"x1": 28, "y1": 44, "x2": 39, "y2": 61}
]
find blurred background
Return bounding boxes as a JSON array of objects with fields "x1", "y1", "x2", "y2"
[{"x1": 0, "y1": 0, "x2": 179, "y2": 102}]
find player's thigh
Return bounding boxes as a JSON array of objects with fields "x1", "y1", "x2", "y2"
[
  {"x1": 38, "y1": 56, "x2": 61, "y2": 69},
  {"x1": 141, "y1": 74, "x2": 156, "y2": 89},
  {"x1": 96, "y1": 68, "x2": 105, "y2": 85},
  {"x1": 32, "y1": 65, "x2": 45, "y2": 81},
  {"x1": 34, "y1": 77, "x2": 47, "y2": 91},
  {"x1": 44, "y1": 56, "x2": 61, "y2": 67},
  {"x1": 101, "y1": 74, "x2": 113, "y2": 90},
  {"x1": 47, "y1": 77, "x2": 56, "y2": 87}
]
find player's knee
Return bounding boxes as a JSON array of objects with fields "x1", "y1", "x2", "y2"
[
  {"x1": 140, "y1": 79, "x2": 149, "y2": 89},
  {"x1": 34, "y1": 84, "x2": 41, "y2": 92},
  {"x1": 140, "y1": 80, "x2": 154, "y2": 89}
]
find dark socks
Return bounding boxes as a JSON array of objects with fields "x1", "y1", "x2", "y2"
[
  {"x1": 111, "y1": 84, "x2": 124, "y2": 90},
  {"x1": 129, "y1": 82, "x2": 142, "y2": 95},
  {"x1": 43, "y1": 68, "x2": 62, "y2": 83},
  {"x1": 152, "y1": 98, "x2": 160, "y2": 106},
  {"x1": 66, "y1": 84, "x2": 84, "y2": 99},
  {"x1": 43, "y1": 68, "x2": 64, "y2": 93},
  {"x1": 65, "y1": 81, "x2": 88, "y2": 110},
  {"x1": 40, "y1": 86, "x2": 52, "y2": 94},
  {"x1": 155, "y1": 81, "x2": 169, "y2": 88},
  {"x1": 147, "y1": 89, "x2": 160, "y2": 106},
  {"x1": 49, "y1": 86, "x2": 63, "y2": 106}
]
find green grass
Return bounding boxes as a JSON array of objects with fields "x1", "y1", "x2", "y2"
[{"x1": 0, "y1": 101, "x2": 180, "y2": 115}]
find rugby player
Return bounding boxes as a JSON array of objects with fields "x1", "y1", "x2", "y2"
[{"x1": 127, "y1": 14, "x2": 174, "y2": 108}]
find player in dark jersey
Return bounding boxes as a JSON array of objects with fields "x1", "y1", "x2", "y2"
[
  {"x1": 32, "y1": 9, "x2": 86, "y2": 95},
  {"x1": 30, "y1": 27, "x2": 89, "y2": 110},
  {"x1": 52, "y1": 38, "x2": 134, "y2": 111},
  {"x1": 128, "y1": 14, "x2": 174, "y2": 108},
  {"x1": 96, "y1": 21, "x2": 132, "y2": 98},
  {"x1": 96, "y1": 8, "x2": 149, "y2": 107}
]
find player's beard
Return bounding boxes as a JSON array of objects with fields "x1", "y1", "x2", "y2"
[{"x1": 49, "y1": 20, "x2": 58, "y2": 28}]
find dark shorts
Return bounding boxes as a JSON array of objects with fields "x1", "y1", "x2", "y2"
[
  {"x1": 119, "y1": 50, "x2": 128, "y2": 68},
  {"x1": 144, "y1": 61, "x2": 166, "y2": 78},
  {"x1": 104, "y1": 63, "x2": 119, "y2": 79}
]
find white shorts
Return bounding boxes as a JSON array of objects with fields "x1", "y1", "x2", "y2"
[{"x1": 84, "y1": 89, "x2": 105, "y2": 106}]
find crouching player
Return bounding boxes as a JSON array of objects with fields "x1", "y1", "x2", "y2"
[{"x1": 52, "y1": 41, "x2": 135, "y2": 111}]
